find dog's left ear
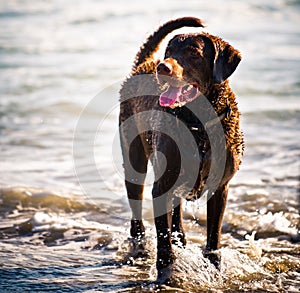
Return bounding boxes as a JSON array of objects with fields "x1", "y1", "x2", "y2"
[{"x1": 213, "y1": 40, "x2": 241, "y2": 84}]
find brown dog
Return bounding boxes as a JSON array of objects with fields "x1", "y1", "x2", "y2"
[{"x1": 119, "y1": 17, "x2": 243, "y2": 280}]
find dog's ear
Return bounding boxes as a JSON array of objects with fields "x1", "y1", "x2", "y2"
[{"x1": 213, "y1": 40, "x2": 241, "y2": 84}]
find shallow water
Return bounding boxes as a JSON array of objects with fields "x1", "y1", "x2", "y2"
[{"x1": 1, "y1": 0, "x2": 300, "y2": 292}]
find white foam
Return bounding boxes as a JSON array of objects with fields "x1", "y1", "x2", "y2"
[
  {"x1": 31, "y1": 211, "x2": 110, "y2": 232},
  {"x1": 257, "y1": 211, "x2": 298, "y2": 235},
  {"x1": 245, "y1": 231, "x2": 263, "y2": 260}
]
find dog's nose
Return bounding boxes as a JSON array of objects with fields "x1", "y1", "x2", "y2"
[{"x1": 157, "y1": 62, "x2": 172, "y2": 76}]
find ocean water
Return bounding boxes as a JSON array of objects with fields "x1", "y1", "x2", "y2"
[{"x1": 0, "y1": 0, "x2": 300, "y2": 292}]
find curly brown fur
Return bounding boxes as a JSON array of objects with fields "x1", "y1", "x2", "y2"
[{"x1": 119, "y1": 17, "x2": 243, "y2": 280}]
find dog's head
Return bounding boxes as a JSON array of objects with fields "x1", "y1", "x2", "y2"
[{"x1": 156, "y1": 33, "x2": 241, "y2": 108}]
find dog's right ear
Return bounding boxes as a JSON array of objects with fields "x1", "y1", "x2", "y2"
[{"x1": 213, "y1": 39, "x2": 241, "y2": 84}]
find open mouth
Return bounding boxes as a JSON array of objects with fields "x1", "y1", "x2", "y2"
[{"x1": 159, "y1": 84, "x2": 200, "y2": 108}]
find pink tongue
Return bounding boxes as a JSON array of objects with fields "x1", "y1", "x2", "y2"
[{"x1": 159, "y1": 86, "x2": 181, "y2": 107}]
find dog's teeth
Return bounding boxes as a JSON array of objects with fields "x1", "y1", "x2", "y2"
[{"x1": 182, "y1": 85, "x2": 193, "y2": 94}]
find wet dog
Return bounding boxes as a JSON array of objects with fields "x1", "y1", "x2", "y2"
[{"x1": 119, "y1": 17, "x2": 243, "y2": 281}]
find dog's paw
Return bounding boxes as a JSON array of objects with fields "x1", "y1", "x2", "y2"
[
  {"x1": 155, "y1": 249, "x2": 176, "y2": 284},
  {"x1": 130, "y1": 219, "x2": 145, "y2": 239},
  {"x1": 203, "y1": 249, "x2": 221, "y2": 269},
  {"x1": 127, "y1": 237, "x2": 147, "y2": 258},
  {"x1": 155, "y1": 264, "x2": 174, "y2": 285}
]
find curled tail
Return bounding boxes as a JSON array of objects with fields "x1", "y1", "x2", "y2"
[{"x1": 132, "y1": 17, "x2": 204, "y2": 72}]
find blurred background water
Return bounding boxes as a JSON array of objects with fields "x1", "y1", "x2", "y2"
[{"x1": 0, "y1": 0, "x2": 299, "y2": 292}]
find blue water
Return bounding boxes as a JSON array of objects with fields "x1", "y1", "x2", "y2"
[{"x1": 0, "y1": 0, "x2": 300, "y2": 291}]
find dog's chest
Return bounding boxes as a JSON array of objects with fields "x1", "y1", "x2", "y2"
[{"x1": 150, "y1": 106, "x2": 210, "y2": 159}]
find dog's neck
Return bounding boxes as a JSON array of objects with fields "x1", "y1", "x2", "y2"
[
  {"x1": 166, "y1": 80, "x2": 233, "y2": 131},
  {"x1": 201, "y1": 80, "x2": 229, "y2": 106}
]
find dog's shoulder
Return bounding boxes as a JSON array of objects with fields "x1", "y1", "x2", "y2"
[{"x1": 215, "y1": 81, "x2": 244, "y2": 159}]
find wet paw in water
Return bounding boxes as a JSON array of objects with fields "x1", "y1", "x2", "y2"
[
  {"x1": 116, "y1": 237, "x2": 150, "y2": 265},
  {"x1": 155, "y1": 264, "x2": 174, "y2": 285},
  {"x1": 127, "y1": 237, "x2": 148, "y2": 258},
  {"x1": 203, "y1": 249, "x2": 221, "y2": 269}
]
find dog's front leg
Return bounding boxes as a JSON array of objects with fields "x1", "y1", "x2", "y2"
[
  {"x1": 121, "y1": 132, "x2": 148, "y2": 240},
  {"x1": 152, "y1": 183, "x2": 175, "y2": 278},
  {"x1": 205, "y1": 184, "x2": 228, "y2": 267}
]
